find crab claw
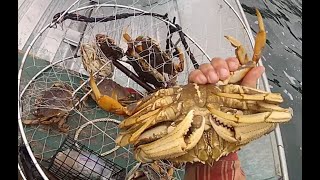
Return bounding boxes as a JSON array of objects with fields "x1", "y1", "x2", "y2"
[
  {"x1": 222, "y1": 8, "x2": 266, "y2": 85},
  {"x1": 208, "y1": 105, "x2": 292, "y2": 144},
  {"x1": 209, "y1": 116, "x2": 276, "y2": 145},
  {"x1": 134, "y1": 110, "x2": 205, "y2": 163},
  {"x1": 89, "y1": 73, "x2": 128, "y2": 116},
  {"x1": 224, "y1": 35, "x2": 250, "y2": 65}
]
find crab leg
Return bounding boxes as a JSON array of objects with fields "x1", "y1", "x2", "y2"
[
  {"x1": 207, "y1": 104, "x2": 292, "y2": 124},
  {"x1": 116, "y1": 102, "x2": 183, "y2": 146},
  {"x1": 57, "y1": 115, "x2": 69, "y2": 133},
  {"x1": 207, "y1": 85, "x2": 286, "y2": 109},
  {"x1": 121, "y1": 101, "x2": 182, "y2": 129},
  {"x1": 89, "y1": 74, "x2": 128, "y2": 115},
  {"x1": 252, "y1": 8, "x2": 266, "y2": 63},
  {"x1": 22, "y1": 119, "x2": 41, "y2": 125},
  {"x1": 215, "y1": 92, "x2": 283, "y2": 104},
  {"x1": 222, "y1": 8, "x2": 266, "y2": 85},
  {"x1": 174, "y1": 47, "x2": 185, "y2": 73},
  {"x1": 219, "y1": 84, "x2": 270, "y2": 94},
  {"x1": 119, "y1": 88, "x2": 181, "y2": 128}
]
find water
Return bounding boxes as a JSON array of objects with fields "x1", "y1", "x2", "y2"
[{"x1": 239, "y1": 0, "x2": 302, "y2": 179}]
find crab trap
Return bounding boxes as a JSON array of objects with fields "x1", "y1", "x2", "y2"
[
  {"x1": 47, "y1": 136, "x2": 126, "y2": 180},
  {"x1": 18, "y1": 0, "x2": 257, "y2": 180}
]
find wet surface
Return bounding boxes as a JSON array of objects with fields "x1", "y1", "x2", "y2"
[{"x1": 240, "y1": 0, "x2": 302, "y2": 179}]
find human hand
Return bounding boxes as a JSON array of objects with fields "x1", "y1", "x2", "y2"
[{"x1": 188, "y1": 57, "x2": 265, "y2": 88}]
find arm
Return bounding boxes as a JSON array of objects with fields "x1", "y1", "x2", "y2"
[{"x1": 185, "y1": 57, "x2": 265, "y2": 180}]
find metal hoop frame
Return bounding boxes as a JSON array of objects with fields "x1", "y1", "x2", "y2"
[{"x1": 18, "y1": 3, "x2": 212, "y2": 179}]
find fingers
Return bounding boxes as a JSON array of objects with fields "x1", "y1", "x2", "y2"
[
  {"x1": 200, "y1": 64, "x2": 220, "y2": 83},
  {"x1": 210, "y1": 57, "x2": 230, "y2": 80},
  {"x1": 225, "y1": 57, "x2": 240, "y2": 71},
  {"x1": 241, "y1": 66, "x2": 265, "y2": 88},
  {"x1": 188, "y1": 56, "x2": 264, "y2": 88},
  {"x1": 189, "y1": 57, "x2": 242, "y2": 84},
  {"x1": 188, "y1": 69, "x2": 208, "y2": 84}
]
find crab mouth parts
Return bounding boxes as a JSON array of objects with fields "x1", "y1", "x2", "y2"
[{"x1": 211, "y1": 117, "x2": 235, "y2": 132}]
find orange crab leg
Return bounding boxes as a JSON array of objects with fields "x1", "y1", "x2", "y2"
[{"x1": 89, "y1": 74, "x2": 128, "y2": 116}]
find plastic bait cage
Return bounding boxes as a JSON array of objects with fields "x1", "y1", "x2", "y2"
[{"x1": 48, "y1": 135, "x2": 126, "y2": 180}]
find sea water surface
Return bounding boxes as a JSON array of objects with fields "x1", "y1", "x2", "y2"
[{"x1": 240, "y1": 0, "x2": 302, "y2": 179}]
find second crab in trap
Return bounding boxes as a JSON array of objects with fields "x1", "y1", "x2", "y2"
[
  {"x1": 91, "y1": 31, "x2": 185, "y2": 90},
  {"x1": 22, "y1": 83, "x2": 78, "y2": 133},
  {"x1": 122, "y1": 30, "x2": 184, "y2": 89},
  {"x1": 81, "y1": 76, "x2": 143, "y2": 108},
  {"x1": 83, "y1": 9, "x2": 293, "y2": 166}
]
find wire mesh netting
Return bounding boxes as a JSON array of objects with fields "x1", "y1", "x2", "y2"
[{"x1": 18, "y1": 0, "x2": 254, "y2": 179}]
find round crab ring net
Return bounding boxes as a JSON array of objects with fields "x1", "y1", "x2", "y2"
[
  {"x1": 18, "y1": 2, "x2": 213, "y2": 179},
  {"x1": 18, "y1": 1, "x2": 254, "y2": 180}
]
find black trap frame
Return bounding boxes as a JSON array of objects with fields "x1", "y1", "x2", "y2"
[{"x1": 47, "y1": 136, "x2": 126, "y2": 180}]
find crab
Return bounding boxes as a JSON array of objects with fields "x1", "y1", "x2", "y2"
[
  {"x1": 88, "y1": 9, "x2": 292, "y2": 164},
  {"x1": 80, "y1": 41, "x2": 115, "y2": 78},
  {"x1": 22, "y1": 83, "x2": 75, "y2": 133},
  {"x1": 81, "y1": 77, "x2": 143, "y2": 107},
  {"x1": 95, "y1": 34, "x2": 125, "y2": 61},
  {"x1": 122, "y1": 30, "x2": 184, "y2": 88}
]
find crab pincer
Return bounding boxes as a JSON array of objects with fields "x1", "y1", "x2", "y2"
[{"x1": 222, "y1": 8, "x2": 266, "y2": 85}]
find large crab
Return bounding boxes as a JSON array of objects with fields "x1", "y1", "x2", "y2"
[
  {"x1": 88, "y1": 9, "x2": 292, "y2": 164},
  {"x1": 123, "y1": 30, "x2": 184, "y2": 88},
  {"x1": 23, "y1": 83, "x2": 76, "y2": 133},
  {"x1": 80, "y1": 41, "x2": 116, "y2": 78}
]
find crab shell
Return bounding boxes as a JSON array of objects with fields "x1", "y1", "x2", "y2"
[
  {"x1": 134, "y1": 36, "x2": 183, "y2": 77},
  {"x1": 123, "y1": 32, "x2": 184, "y2": 88},
  {"x1": 96, "y1": 34, "x2": 125, "y2": 61},
  {"x1": 23, "y1": 83, "x2": 75, "y2": 133},
  {"x1": 83, "y1": 77, "x2": 143, "y2": 106}
]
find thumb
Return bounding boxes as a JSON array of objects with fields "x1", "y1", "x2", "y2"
[{"x1": 241, "y1": 66, "x2": 265, "y2": 88}]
